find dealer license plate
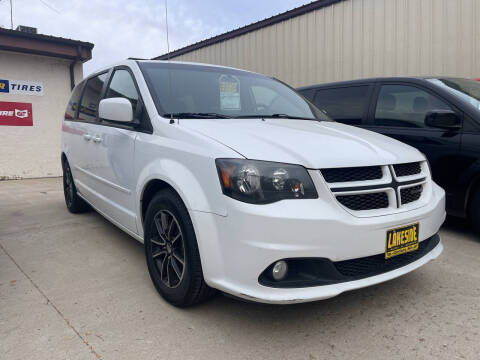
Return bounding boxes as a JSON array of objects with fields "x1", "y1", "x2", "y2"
[{"x1": 385, "y1": 223, "x2": 419, "y2": 259}]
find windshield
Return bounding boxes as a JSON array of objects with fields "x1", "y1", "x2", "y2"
[
  {"x1": 428, "y1": 78, "x2": 480, "y2": 110},
  {"x1": 139, "y1": 62, "x2": 328, "y2": 120}
]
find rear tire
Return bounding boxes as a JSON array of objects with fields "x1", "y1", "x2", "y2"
[
  {"x1": 469, "y1": 189, "x2": 480, "y2": 234},
  {"x1": 144, "y1": 189, "x2": 215, "y2": 307},
  {"x1": 62, "y1": 159, "x2": 89, "y2": 213}
]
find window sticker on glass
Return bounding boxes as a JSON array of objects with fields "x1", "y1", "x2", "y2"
[{"x1": 219, "y1": 75, "x2": 241, "y2": 110}]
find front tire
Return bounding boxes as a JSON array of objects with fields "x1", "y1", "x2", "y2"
[
  {"x1": 144, "y1": 189, "x2": 215, "y2": 307},
  {"x1": 62, "y1": 159, "x2": 89, "y2": 213}
]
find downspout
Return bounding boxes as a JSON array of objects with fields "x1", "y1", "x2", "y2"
[
  {"x1": 69, "y1": 45, "x2": 82, "y2": 90},
  {"x1": 69, "y1": 61, "x2": 76, "y2": 90}
]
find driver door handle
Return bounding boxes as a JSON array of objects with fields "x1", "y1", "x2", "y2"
[
  {"x1": 83, "y1": 134, "x2": 91, "y2": 141},
  {"x1": 92, "y1": 136, "x2": 102, "y2": 143}
]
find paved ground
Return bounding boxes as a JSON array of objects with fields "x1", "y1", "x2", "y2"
[{"x1": 1, "y1": 178, "x2": 479, "y2": 360}]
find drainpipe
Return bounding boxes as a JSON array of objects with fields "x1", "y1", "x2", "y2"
[
  {"x1": 69, "y1": 45, "x2": 83, "y2": 90},
  {"x1": 69, "y1": 61, "x2": 76, "y2": 90}
]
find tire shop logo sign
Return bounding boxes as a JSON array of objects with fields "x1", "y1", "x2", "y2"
[
  {"x1": 0, "y1": 101, "x2": 33, "y2": 126},
  {"x1": 0, "y1": 79, "x2": 44, "y2": 96}
]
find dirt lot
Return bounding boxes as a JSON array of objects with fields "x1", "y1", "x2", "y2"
[{"x1": 1, "y1": 177, "x2": 479, "y2": 360}]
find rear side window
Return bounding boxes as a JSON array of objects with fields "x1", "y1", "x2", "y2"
[
  {"x1": 64, "y1": 83, "x2": 83, "y2": 120},
  {"x1": 104, "y1": 69, "x2": 139, "y2": 115},
  {"x1": 79, "y1": 73, "x2": 108, "y2": 122},
  {"x1": 374, "y1": 85, "x2": 452, "y2": 128},
  {"x1": 313, "y1": 86, "x2": 370, "y2": 125}
]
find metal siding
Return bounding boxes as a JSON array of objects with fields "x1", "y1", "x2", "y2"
[
  {"x1": 169, "y1": 0, "x2": 480, "y2": 87},
  {"x1": 324, "y1": 5, "x2": 334, "y2": 82},
  {"x1": 308, "y1": 13, "x2": 316, "y2": 84},
  {"x1": 384, "y1": 0, "x2": 395, "y2": 75},
  {"x1": 342, "y1": 0, "x2": 353, "y2": 80}
]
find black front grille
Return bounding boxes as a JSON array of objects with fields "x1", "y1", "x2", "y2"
[
  {"x1": 393, "y1": 162, "x2": 421, "y2": 177},
  {"x1": 336, "y1": 192, "x2": 388, "y2": 211},
  {"x1": 321, "y1": 166, "x2": 382, "y2": 183},
  {"x1": 335, "y1": 235, "x2": 439, "y2": 278},
  {"x1": 400, "y1": 185, "x2": 423, "y2": 205}
]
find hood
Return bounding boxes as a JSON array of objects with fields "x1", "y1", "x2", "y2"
[{"x1": 180, "y1": 118, "x2": 424, "y2": 168}]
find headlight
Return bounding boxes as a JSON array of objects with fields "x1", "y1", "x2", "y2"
[{"x1": 216, "y1": 159, "x2": 318, "y2": 204}]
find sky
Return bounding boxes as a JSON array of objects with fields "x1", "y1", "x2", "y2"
[{"x1": 0, "y1": 0, "x2": 311, "y2": 75}]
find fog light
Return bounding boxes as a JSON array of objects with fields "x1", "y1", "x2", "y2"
[{"x1": 272, "y1": 260, "x2": 288, "y2": 281}]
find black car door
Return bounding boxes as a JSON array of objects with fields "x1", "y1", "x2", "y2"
[{"x1": 363, "y1": 82, "x2": 463, "y2": 208}]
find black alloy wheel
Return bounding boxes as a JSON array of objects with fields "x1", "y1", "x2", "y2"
[
  {"x1": 62, "y1": 159, "x2": 89, "y2": 213},
  {"x1": 150, "y1": 210, "x2": 186, "y2": 288},
  {"x1": 64, "y1": 163, "x2": 74, "y2": 208},
  {"x1": 144, "y1": 189, "x2": 215, "y2": 306}
]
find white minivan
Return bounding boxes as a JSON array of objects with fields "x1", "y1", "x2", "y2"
[{"x1": 62, "y1": 60, "x2": 445, "y2": 306}]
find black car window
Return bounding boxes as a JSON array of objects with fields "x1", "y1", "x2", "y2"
[
  {"x1": 374, "y1": 85, "x2": 452, "y2": 128},
  {"x1": 104, "y1": 69, "x2": 139, "y2": 115},
  {"x1": 79, "y1": 73, "x2": 108, "y2": 122},
  {"x1": 64, "y1": 82, "x2": 84, "y2": 120},
  {"x1": 299, "y1": 88, "x2": 315, "y2": 101},
  {"x1": 313, "y1": 86, "x2": 370, "y2": 125}
]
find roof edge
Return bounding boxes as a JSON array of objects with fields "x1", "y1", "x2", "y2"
[
  {"x1": 0, "y1": 27, "x2": 94, "y2": 49},
  {"x1": 154, "y1": 0, "x2": 344, "y2": 60}
]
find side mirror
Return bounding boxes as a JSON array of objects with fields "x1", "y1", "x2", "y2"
[
  {"x1": 425, "y1": 110, "x2": 461, "y2": 130},
  {"x1": 99, "y1": 97, "x2": 133, "y2": 123}
]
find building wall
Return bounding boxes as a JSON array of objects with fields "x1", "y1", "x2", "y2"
[
  {"x1": 169, "y1": 0, "x2": 480, "y2": 87},
  {"x1": 0, "y1": 50, "x2": 83, "y2": 179}
]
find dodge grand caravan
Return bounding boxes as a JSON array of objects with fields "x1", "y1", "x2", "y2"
[
  {"x1": 62, "y1": 61, "x2": 445, "y2": 306},
  {"x1": 299, "y1": 77, "x2": 480, "y2": 232}
]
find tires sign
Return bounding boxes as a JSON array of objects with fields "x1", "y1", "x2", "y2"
[
  {"x1": 0, "y1": 101, "x2": 33, "y2": 126},
  {"x1": 0, "y1": 79, "x2": 44, "y2": 96}
]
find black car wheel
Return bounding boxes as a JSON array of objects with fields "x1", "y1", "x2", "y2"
[
  {"x1": 144, "y1": 189, "x2": 215, "y2": 307},
  {"x1": 62, "y1": 159, "x2": 89, "y2": 213}
]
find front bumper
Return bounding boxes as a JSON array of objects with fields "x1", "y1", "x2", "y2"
[{"x1": 190, "y1": 181, "x2": 446, "y2": 304}]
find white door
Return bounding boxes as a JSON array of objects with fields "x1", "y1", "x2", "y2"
[
  {"x1": 66, "y1": 72, "x2": 108, "y2": 204},
  {"x1": 85, "y1": 68, "x2": 143, "y2": 233}
]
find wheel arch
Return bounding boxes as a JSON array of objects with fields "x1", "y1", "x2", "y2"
[
  {"x1": 140, "y1": 178, "x2": 180, "y2": 225},
  {"x1": 136, "y1": 158, "x2": 227, "y2": 230}
]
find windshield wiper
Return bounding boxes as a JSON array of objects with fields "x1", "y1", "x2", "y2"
[
  {"x1": 163, "y1": 112, "x2": 232, "y2": 119},
  {"x1": 270, "y1": 113, "x2": 317, "y2": 120},
  {"x1": 235, "y1": 114, "x2": 318, "y2": 120}
]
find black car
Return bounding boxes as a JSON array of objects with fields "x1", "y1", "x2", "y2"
[{"x1": 299, "y1": 77, "x2": 480, "y2": 231}]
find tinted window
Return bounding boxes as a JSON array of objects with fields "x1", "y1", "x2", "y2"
[
  {"x1": 375, "y1": 85, "x2": 452, "y2": 128},
  {"x1": 79, "y1": 73, "x2": 108, "y2": 122},
  {"x1": 139, "y1": 62, "x2": 328, "y2": 120},
  {"x1": 313, "y1": 86, "x2": 370, "y2": 125},
  {"x1": 428, "y1": 78, "x2": 480, "y2": 110},
  {"x1": 299, "y1": 88, "x2": 315, "y2": 101},
  {"x1": 105, "y1": 69, "x2": 139, "y2": 115},
  {"x1": 64, "y1": 83, "x2": 84, "y2": 120}
]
